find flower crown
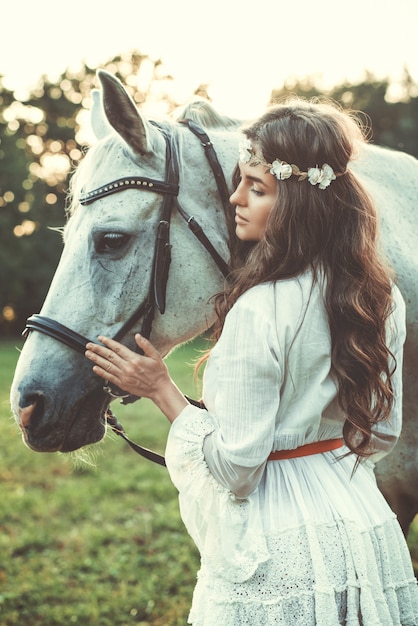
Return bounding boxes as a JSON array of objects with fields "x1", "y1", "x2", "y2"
[{"x1": 239, "y1": 138, "x2": 339, "y2": 190}]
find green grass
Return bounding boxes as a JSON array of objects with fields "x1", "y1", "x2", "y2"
[
  {"x1": 1, "y1": 338, "x2": 417, "y2": 625},
  {"x1": 0, "y1": 337, "x2": 209, "y2": 626}
]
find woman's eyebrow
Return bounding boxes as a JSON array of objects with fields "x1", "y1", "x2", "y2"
[{"x1": 246, "y1": 174, "x2": 269, "y2": 187}]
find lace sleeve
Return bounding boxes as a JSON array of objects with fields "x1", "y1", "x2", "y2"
[
  {"x1": 165, "y1": 406, "x2": 271, "y2": 582},
  {"x1": 202, "y1": 433, "x2": 267, "y2": 498}
]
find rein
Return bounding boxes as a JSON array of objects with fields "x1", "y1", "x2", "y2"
[{"x1": 23, "y1": 120, "x2": 231, "y2": 467}]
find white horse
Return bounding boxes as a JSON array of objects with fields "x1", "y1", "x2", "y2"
[{"x1": 10, "y1": 70, "x2": 418, "y2": 535}]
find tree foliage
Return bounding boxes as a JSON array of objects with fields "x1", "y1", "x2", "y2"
[
  {"x1": 270, "y1": 69, "x2": 418, "y2": 155},
  {"x1": 1, "y1": 54, "x2": 418, "y2": 336},
  {"x1": 0, "y1": 51, "x2": 177, "y2": 335}
]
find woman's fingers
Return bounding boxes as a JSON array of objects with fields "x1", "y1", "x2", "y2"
[
  {"x1": 134, "y1": 333, "x2": 160, "y2": 359},
  {"x1": 87, "y1": 350, "x2": 116, "y2": 373},
  {"x1": 86, "y1": 335, "x2": 160, "y2": 362},
  {"x1": 85, "y1": 337, "x2": 128, "y2": 382},
  {"x1": 84, "y1": 334, "x2": 168, "y2": 400},
  {"x1": 84, "y1": 350, "x2": 119, "y2": 384},
  {"x1": 86, "y1": 337, "x2": 135, "y2": 365},
  {"x1": 96, "y1": 335, "x2": 132, "y2": 358}
]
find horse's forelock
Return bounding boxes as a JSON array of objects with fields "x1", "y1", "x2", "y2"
[{"x1": 67, "y1": 136, "x2": 130, "y2": 216}]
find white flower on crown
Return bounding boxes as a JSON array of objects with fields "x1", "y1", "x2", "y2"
[
  {"x1": 307, "y1": 163, "x2": 336, "y2": 189},
  {"x1": 270, "y1": 160, "x2": 293, "y2": 180},
  {"x1": 320, "y1": 164, "x2": 336, "y2": 188},
  {"x1": 239, "y1": 138, "x2": 253, "y2": 163},
  {"x1": 238, "y1": 138, "x2": 338, "y2": 190}
]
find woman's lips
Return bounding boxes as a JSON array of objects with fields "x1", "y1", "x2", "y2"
[{"x1": 235, "y1": 212, "x2": 249, "y2": 225}]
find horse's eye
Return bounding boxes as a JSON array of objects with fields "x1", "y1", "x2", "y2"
[{"x1": 97, "y1": 233, "x2": 129, "y2": 252}]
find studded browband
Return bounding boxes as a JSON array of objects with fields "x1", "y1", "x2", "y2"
[{"x1": 79, "y1": 176, "x2": 179, "y2": 205}]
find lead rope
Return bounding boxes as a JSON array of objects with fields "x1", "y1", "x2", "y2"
[
  {"x1": 106, "y1": 396, "x2": 206, "y2": 467},
  {"x1": 106, "y1": 409, "x2": 167, "y2": 466}
]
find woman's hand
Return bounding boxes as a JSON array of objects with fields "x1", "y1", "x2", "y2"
[
  {"x1": 85, "y1": 334, "x2": 188, "y2": 422},
  {"x1": 85, "y1": 334, "x2": 168, "y2": 399}
]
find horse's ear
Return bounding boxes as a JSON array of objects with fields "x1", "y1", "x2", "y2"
[
  {"x1": 97, "y1": 69, "x2": 157, "y2": 155},
  {"x1": 90, "y1": 89, "x2": 112, "y2": 140}
]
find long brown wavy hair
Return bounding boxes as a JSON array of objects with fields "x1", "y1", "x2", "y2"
[{"x1": 209, "y1": 98, "x2": 396, "y2": 461}]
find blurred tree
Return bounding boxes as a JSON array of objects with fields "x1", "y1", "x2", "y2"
[
  {"x1": 0, "y1": 72, "x2": 81, "y2": 336},
  {"x1": 0, "y1": 51, "x2": 176, "y2": 336},
  {"x1": 270, "y1": 70, "x2": 418, "y2": 157}
]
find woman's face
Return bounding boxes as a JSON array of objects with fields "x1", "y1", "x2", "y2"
[{"x1": 230, "y1": 160, "x2": 278, "y2": 242}]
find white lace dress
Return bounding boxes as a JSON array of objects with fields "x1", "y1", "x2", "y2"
[{"x1": 165, "y1": 272, "x2": 418, "y2": 626}]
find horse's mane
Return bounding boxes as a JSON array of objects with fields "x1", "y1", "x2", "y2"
[{"x1": 174, "y1": 98, "x2": 242, "y2": 130}]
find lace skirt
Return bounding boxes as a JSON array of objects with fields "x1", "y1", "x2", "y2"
[
  {"x1": 188, "y1": 517, "x2": 418, "y2": 626},
  {"x1": 184, "y1": 453, "x2": 418, "y2": 626}
]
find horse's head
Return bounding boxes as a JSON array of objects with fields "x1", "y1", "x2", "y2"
[{"x1": 10, "y1": 70, "x2": 241, "y2": 453}]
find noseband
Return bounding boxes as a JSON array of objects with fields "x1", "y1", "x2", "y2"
[{"x1": 23, "y1": 121, "x2": 232, "y2": 465}]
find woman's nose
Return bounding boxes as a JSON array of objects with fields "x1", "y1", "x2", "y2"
[{"x1": 230, "y1": 185, "x2": 244, "y2": 206}]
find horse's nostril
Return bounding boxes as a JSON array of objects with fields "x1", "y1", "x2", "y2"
[
  {"x1": 19, "y1": 403, "x2": 36, "y2": 429},
  {"x1": 18, "y1": 395, "x2": 45, "y2": 430}
]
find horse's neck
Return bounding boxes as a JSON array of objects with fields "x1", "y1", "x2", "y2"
[
  {"x1": 176, "y1": 124, "x2": 239, "y2": 261},
  {"x1": 149, "y1": 125, "x2": 240, "y2": 355}
]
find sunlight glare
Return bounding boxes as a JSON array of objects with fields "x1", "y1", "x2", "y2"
[
  {"x1": 2, "y1": 306, "x2": 16, "y2": 322},
  {"x1": 13, "y1": 220, "x2": 37, "y2": 237},
  {"x1": 1, "y1": 0, "x2": 418, "y2": 118}
]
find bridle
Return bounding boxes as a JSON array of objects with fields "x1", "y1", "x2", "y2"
[{"x1": 23, "y1": 120, "x2": 232, "y2": 467}]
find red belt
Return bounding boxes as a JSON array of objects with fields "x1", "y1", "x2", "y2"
[{"x1": 268, "y1": 438, "x2": 344, "y2": 461}]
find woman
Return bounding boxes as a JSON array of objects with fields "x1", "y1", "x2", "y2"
[{"x1": 85, "y1": 99, "x2": 418, "y2": 625}]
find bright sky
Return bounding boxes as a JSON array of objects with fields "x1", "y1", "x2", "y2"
[{"x1": 1, "y1": 0, "x2": 417, "y2": 117}]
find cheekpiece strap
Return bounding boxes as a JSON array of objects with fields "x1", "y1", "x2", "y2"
[{"x1": 79, "y1": 177, "x2": 179, "y2": 205}]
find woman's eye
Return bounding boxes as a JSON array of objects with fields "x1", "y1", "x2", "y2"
[
  {"x1": 251, "y1": 188, "x2": 264, "y2": 197},
  {"x1": 96, "y1": 233, "x2": 129, "y2": 252}
]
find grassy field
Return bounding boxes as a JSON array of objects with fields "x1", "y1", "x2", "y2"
[
  {"x1": 0, "y1": 337, "x2": 207, "y2": 625},
  {"x1": 1, "y1": 338, "x2": 417, "y2": 625}
]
